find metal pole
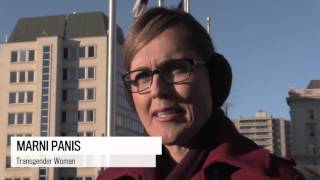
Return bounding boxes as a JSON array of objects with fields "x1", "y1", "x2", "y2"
[
  {"x1": 107, "y1": 0, "x2": 116, "y2": 137},
  {"x1": 184, "y1": 0, "x2": 190, "y2": 13},
  {"x1": 206, "y1": 16, "x2": 211, "y2": 35},
  {"x1": 158, "y1": 0, "x2": 163, "y2": 7}
]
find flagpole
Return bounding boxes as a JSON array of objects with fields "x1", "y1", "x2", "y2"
[
  {"x1": 107, "y1": 0, "x2": 117, "y2": 137},
  {"x1": 158, "y1": 0, "x2": 163, "y2": 7},
  {"x1": 184, "y1": 0, "x2": 190, "y2": 13},
  {"x1": 206, "y1": 16, "x2": 211, "y2": 35}
]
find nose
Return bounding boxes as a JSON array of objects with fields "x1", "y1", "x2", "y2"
[{"x1": 150, "y1": 74, "x2": 170, "y2": 98}]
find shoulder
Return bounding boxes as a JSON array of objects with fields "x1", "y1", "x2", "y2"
[
  {"x1": 201, "y1": 136, "x2": 305, "y2": 180},
  {"x1": 97, "y1": 168, "x2": 144, "y2": 180}
]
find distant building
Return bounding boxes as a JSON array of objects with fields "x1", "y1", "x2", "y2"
[
  {"x1": 0, "y1": 12, "x2": 143, "y2": 180},
  {"x1": 287, "y1": 80, "x2": 320, "y2": 165},
  {"x1": 233, "y1": 111, "x2": 291, "y2": 157}
]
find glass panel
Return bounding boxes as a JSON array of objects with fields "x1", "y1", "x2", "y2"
[
  {"x1": 17, "y1": 113, "x2": 24, "y2": 124},
  {"x1": 11, "y1": 51, "x2": 17, "y2": 62},
  {"x1": 43, "y1": 74, "x2": 49, "y2": 80},
  {"x1": 19, "y1": 71, "x2": 25, "y2": 82},
  {"x1": 62, "y1": 111, "x2": 67, "y2": 123},
  {"x1": 18, "y1": 92, "x2": 25, "y2": 103},
  {"x1": 79, "y1": 46, "x2": 85, "y2": 58},
  {"x1": 62, "y1": 90, "x2": 67, "y2": 101},
  {"x1": 41, "y1": 110, "x2": 48, "y2": 116},
  {"x1": 70, "y1": 47, "x2": 77, "y2": 59},
  {"x1": 28, "y1": 71, "x2": 34, "y2": 82},
  {"x1": 43, "y1": 46, "x2": 50, "y2": 52},
  {"x1": 87, "y1": 88, "x2": 94, "y2": 100},
  {"x1": 20, "y1": 50, "x2": 26, "y2": 62},
  {"x1": 79, "y1": 89, "x2": 85, "y2": 100},
  {"x1": 42, "y1": 95, "x2": 48, "y2": 102},
  {"x1": 43, "y1": 81, "x2": 49, "y2": 87},
  {"x1": 28, "y1": 50, "x2": 35, "y2": 61},
  {"x1": 78, "y1": 111, "x2": 84, "y2": 122},
  {"x1": 63, "y1": 69, "x2": 68, "y2": 80},
  {"x1": 7, "y1": 134, "x2": 12, "y2": 146},
  {"x1": 88, "y1": 46, "x2": 94, "y2": 57},
  {"x1": 27, "y1": 91, "x2": 33, "y2": 103},
  {"x1": 86, "y1": 132, "x2": 94, "y2": 137},
  {"x1": 6, "y1": 156, "x2": 11, "y2": 168},
  {"x1": 8, "y1": 113, "x2": 15, "y2": 125},
  {"x1": 42, "y1": 88, "x2": 49, "y2": 94},
  {"x1": 64, "y1": 47, "x2": 69, "y2": 59},
  {"x1": 43, "y1": 53, "x2": 50, "y2": 59},
  {"x1": 43, "y1": 60, "x2": 50, "y2": 66},
  {"x1": 88, "y1": 67, "x2": 95, "y2": 79},
  {"x1": 26, "y1": 112, "x2": 32, "y2": 124},
  {"x1": 68, "y1": 68, "x2": 77, "y2": 80},
  {"x1": 78, "y1": 68, "x2": 85, "y2": 79},
  {"x1": 87, "y1": 110, "x2": 94, "y2": 122},
  {"x1": 9, "y1": 92, "x2": 16, "y2": 104},
  {"x1": 10, "y1": 72, "x2": 17, "y2": 83},
  {"x1": 43, "y1": 67, "x2": 49, "y2": 73},
  {"x1": 41, "y1": 124, "x2": 48, "y2": 131}
]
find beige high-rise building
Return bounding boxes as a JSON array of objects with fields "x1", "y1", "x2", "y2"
[
  {"x1": 287, "y1": 80, "x2": 320, "y2": 165},
  {"x1": 233, "y1": 111, "x2": 291, "y2": 157},
  {"x1": 0, "y1": 12, "x2": 143, "y2": 180}
]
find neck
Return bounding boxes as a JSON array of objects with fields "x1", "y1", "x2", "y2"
[{"x1": 164, "y1": 144, "x2": 190, "y2": 163}]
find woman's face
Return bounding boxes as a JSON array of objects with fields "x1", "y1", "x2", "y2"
[{"x1": 130, "y1": 25, "x2": 213, "y2": 145}]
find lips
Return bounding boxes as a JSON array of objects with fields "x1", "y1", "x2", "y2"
[{"x1": 152, "y1": 107, "x2": 184, "y2": 122}]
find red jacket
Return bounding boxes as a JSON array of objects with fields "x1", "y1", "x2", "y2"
[{"x1": 98, "y1": 111, "x2": 305, "y2": 180}]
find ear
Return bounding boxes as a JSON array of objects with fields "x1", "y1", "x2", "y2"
[{"x1": 206, "y1": 53, "x2": 232, "y2": 108}]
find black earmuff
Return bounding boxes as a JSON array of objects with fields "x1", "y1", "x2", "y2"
[{"x1": 206, "y1": 53, "x2": 232, "y2": 108}]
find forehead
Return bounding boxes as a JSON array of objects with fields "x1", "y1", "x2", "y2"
[{"x1": 130, "y1": 25, "x2": 195, "y2": 70}]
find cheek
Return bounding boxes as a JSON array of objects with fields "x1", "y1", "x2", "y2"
[{"x1": 132, "y1": 94, "x2": 151, "y2": 120}]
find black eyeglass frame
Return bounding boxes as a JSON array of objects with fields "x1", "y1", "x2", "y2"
[{"x1": 122, "y1": 58, "x2": 206, "y2": 93}]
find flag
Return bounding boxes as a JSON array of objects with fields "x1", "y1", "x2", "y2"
[
  {"x1": 176, "y1": 0, "x2": 184, "y2": 11},
  {"x1": 132, "y1": 0, "x2": 148, "y2": 19}
]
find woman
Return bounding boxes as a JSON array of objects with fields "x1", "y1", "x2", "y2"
[{"x1": 98, "y1": 7, "x2": 305, "y2": 180}]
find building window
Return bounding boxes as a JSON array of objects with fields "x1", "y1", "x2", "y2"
[
  {"x1": 19, "y1": 71, "x2": 25, "y2": 82},
  {"x1": 10, "y1": 72, "x2": 17, "y2": 83},
  {"x1": 88, "y1": 46, "x2": 95, "y2": 57},
  {"x1": 79, "y1": 47, "x2": 85, "y2": 58},
  {"x1": 26, "y1": 113, "x2": 32, "y2": 124},
  {"x1": 29, "y1": 50, "x2": 35, "y2": 61},
  {"x1": 78, "y1": 68, "x2": 85, "y2": 79},
  {"x1": 28, "y1": 71, "x2": 34, "y2": 82},
  {"x1": 20, "y1": 50, "x2": 26, "y2": 62},
  {"x1": 79, "y1": 89, "x2": 85, "y2": 100},
  {"x1": 9, "y1": 92, "x2": 16, "y2": 104},
  {"x1": 11, "y1": 51, "x2": 18, "y2": 62},
  {"x1": 63, "y1": 48, "x2": 69, "y2": 59},
  {"x1": 17, "y1": 113, "x2": 24, "y2": 124},
  {"x1": 62, "y1": 111, "x2": 67, "y2": 123},
  {"x1": 27, "y1": 91, "x2": 33, "y2": 103},
  {"x1": 6, "y1": 156, "x2": 11, "y2": 168},
  {"x1": 7, "y1": 134, "x2": 13, "y2": 146},
  {"x1": 308, "y1": 110, "x2": 314, "y2": 120},
  {"x1": 87, "y1": 110, "x2": 95, "y2": 122},
  {"x1": 87, "y1": 88, "x2": 94, "y2": 100},
  {"x1": 8, "y1": 113, "x2": 15, "y2": 125},
  {"x1": 18, "y1": 92, "x2": 25, "y2": 103},
  {"x1": 88, "y1": 67, "x2": 95, "y2": 79},
  {"x1": 70, "y1": 47, "x2": 77, "y2": 59},
  {"x1": 63, "y1": 68, "x2": 77, "y2": 81},
  {"x1": 78, "y1": 111, "x2": 84, "y2": 122}
]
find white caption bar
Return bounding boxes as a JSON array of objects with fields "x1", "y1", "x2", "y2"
[{"x1": 11, "y1": 137, "x2": 161, "y2": 167}]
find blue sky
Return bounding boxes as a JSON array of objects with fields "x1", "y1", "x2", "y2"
[{"x1": 1, "y1": 0, "x2": 319, "y2": 119}]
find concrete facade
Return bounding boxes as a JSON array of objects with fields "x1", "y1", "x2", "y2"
[
  {"x1": 233, "y1": 111, "x2": 291, "y2": 157},
  {"x1": 0, "y1": 12, "x2": 143, "y2": 180},
  {"x1": 287, "y1": 80, "x2": 320, "y2": 165}
]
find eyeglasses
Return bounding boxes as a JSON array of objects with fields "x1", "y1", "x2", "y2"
[{"x1": 122, "y1": 58, "x2": 206, "y2": 93}]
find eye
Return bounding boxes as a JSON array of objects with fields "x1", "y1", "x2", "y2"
[
  {"x1": 161, "y1": 60, "x2": 189, "y2": 75},
  {"x1": 133, "y1": 70, "x2": 151, "y2": 82}
]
